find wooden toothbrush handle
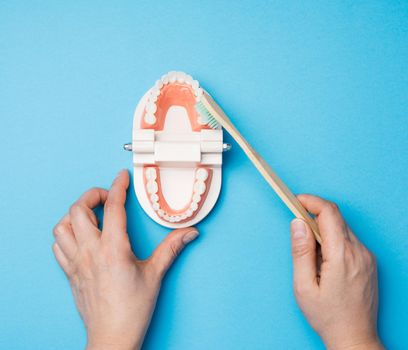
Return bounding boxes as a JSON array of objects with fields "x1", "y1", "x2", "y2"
[
  {"x1": 242, "y1": 141, "x2": 322, "y2": 244},
  {"x1": 202, "y1": 92, "x2": 321, "y2": 243}
]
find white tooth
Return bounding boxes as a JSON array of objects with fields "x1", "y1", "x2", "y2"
[
  {"x1": 190, "y1": 202, "x2": 198, "y2": 211},
  {"x1": 173, "y1": 216, "x2": 181, "y2": 222},
  {"x1": 151, "y1": 87, "x2": 160, "y2": 97},
  {"x1": 168, "y1": 216, "x2": 176, "y2": 223},
  {"x1": 146, "y1": 101, "x2": 157, "y2": 114},
  {"x1": 193, "y1": 193, "x2": 201, "y2": 203},
  {"x1": 158, "y1": 209, "x2": 164, "y2": 217},
  {"x1": 163, "y1": 214, "x2": 170, "y2": 221},
  {"x1": 191, "y1": 80, "x2": 199, "y2": 90},
  {"x1": 169, "y1": 72, "x2": 177, "y2": 83},
  {"x1": 150, "y1": 94, "x2": 158, "y2": 103},
  {"x1": 196, "y1": 168, "x2": 208, "y2": 181},
  {"x1": 176, "y1": 71, "x2": 186, "y2": 83},
  {"x1": 186, "y1": 209, "x2": 193, "y2": 217},
  {"x1": 155, "y1": 80, "x2": 163, "y2": 89},
  {"x1": 193, "y1": 181, "x2": 206, "y2": 195},
  {"x1": 144, "y1": 113, "x2": 156, "y2": 125},
  {"x1": 161, "y1": 74, "x2": 169, "y2": 84},
  {"x1": 185, "y1": 74, "x2": 193, "y2": 85},
  {"x1": 195, "y1": 89, "x2": 204, "y2": 102},
  {"x1": 145, "y1": 167, "x2": 157, "y2": 180},
  {"x1": 194, "y1": 87, "x2": 203, "y2": 97},
  {"x1": 180, "y1": 214, "x2": 187, "y2": 220},
  {"x1": 152, "y1": 202, "x2": 160, "y2": 211},
  {"x1": 150, "y1": 193, "x2": 159, "y2": 202},
  {"x1": 147, "y1": 180, "x2": 158, "y2": 194}
]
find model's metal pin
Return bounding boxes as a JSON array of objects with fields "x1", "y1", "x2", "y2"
[
  {"x1": 123, "y1": 143, "x2": 132, "y2": 151},
  {"x1": 223, "y1": 143, "x2": 232, "y2": 152},
  {"x1": 126, "y1": 142, "x2": 229, "y2": 152}
]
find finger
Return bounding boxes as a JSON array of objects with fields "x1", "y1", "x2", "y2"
[
  {"x1": 290, "y1": 219, "x2": 319, "y2": 295},
  {"x1": 149, "y1": 227, "x2": 199, "y2": 279},
  {"x1": 102, "y1": 170, "x2": 130, "y2": 243},
  {"x1": 76, "y1": 187, "x2": 109, "y2": 226},
  {"x1": 52, "y1": 243, "x2": 71, "y2": 276},
  {"x1": 53, "y1": 219, "x2": 77, "y2": 260},
  {"x1": 70, "y1": 188, "x2": 108, "y2": 244},
  {"x1": 58, "y1": 213, "x2": 71, "y2": 226},
  {"x1": 297, "y1": 194, "x2": 348, "y2": 253}
]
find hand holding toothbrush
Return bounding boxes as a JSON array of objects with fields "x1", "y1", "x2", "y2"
[{"x1": 289, "y1": 194, "x2": 383, "y2": 350}]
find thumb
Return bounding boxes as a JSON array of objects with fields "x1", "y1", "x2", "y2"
[
  {"x1": 290, "y1": 219, "x2": 318, "y2": 295},
  {"x1": 149, "y1": 227, "x2": 199, "y2": 278}
]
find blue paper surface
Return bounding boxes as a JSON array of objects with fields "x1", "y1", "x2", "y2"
[{"x1": 0, "y1": 1, "x2": 407, "y2": 349}]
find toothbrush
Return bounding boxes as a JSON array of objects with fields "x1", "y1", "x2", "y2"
[{"x1": 196, "y1": 91, "x2": 322, "y2": 244}]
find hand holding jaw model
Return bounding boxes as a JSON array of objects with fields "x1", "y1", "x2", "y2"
[
  {"x1": 52, "y1": 72, "x2": 384, "y2": 350},
  {"x1": 53, "y1": 171, "x2": 200, "y2": 350}
]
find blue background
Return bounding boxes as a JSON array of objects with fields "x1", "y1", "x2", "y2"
[{"x1": 1, "y1": 1, "x2": 407, "y2": 349}]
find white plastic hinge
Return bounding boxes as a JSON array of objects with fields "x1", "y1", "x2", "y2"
[{"x1": 132, "y1": 129, "x2": 223, "y2": 165}]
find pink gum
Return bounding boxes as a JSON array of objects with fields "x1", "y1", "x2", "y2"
[{"x1": 141, "y1": 83, "x2": 211, "y2": 132}]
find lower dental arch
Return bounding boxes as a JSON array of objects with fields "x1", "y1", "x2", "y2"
[{"x1": 144, "y1": 166, "x2": 213, "y2": 223}]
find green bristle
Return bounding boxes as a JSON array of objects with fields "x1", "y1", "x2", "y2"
[{"x1": 195, "y1": 101, "x2": 220, "y2": 129}]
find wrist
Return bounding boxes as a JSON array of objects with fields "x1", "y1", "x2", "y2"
[
  {"x1": 325, "y1": 338, "x2": 384, "y2": 350},
  {"x1": 87, "y1": 341, "x2": 141, "y2": 350},
  {"x1": 86, "y1": 333, "x2": 142, "y2": 350}
]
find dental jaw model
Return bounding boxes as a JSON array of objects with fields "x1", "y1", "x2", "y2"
[{"x1": 125, "y1": 71, "x2": 227, "y2": 228}]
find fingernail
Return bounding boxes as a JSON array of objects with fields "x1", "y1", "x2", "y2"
[
  {"x1": 291, "y1": 219, "x2": 306, "y2": 239},
  {"x1": 182, "y1": 228, "x2": 199, "y2": 244}
]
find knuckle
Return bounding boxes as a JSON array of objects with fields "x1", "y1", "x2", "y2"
[
  {"x1": 293, "y1": 282, "x2": 312, "y2": 298},
  {"x1": 69, "y1": 203, "x2": 86, "y2": 216},
  {"x1": 364, "y1": 248, "x2": 376, "y2": 266},
  {"x1": 325, "y1": 201, "x2": 339, "y2": 213},
  {"x1": 53, "y1": 222, "x2": 70, "y2": 238},
  {"x1": 52, "y1": 242, "x2": 58, "y2": 253},
  {"x1": 88, "y1": 187, "x2": 100, "y2": 194},
  {"x1": 344, "y1": 244, "x2": 356, "y2": 266},
  {"x1": 292, "y1": 242, "x2": 312, "y2": 258},
  {"x1": 369, "y1": 252, "x2": 377, "y2": 266},
  {"x1": 104, "y1": 199, "x2": 118, "y2": 213},
  {"x1": 88, "y1": 187, "x2": 105, "y2": 199},
  {"x1": 67, "y1": 264, "x2": 77, "y2": 278},
  {"x1": 53, "y1": 224, "x2": 62, "y2": 238},
  {"x1": 169, "y1": 242, "x2": 180, "y2": 259},
  {"x1": 344, "y1": 241, "x2": 354, "y2": 258}
]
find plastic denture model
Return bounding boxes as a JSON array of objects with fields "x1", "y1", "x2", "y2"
[{"x1": 124, "y1": 71, "x2": 230, "y2": 228}]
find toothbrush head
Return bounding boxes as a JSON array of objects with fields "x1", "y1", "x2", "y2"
[{"x1": 195, "y1": 100, "x2": 220, "y2": 129}]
